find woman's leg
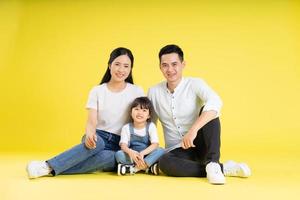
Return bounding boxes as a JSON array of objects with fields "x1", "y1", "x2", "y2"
[
  {"x1": 47, "y1": 134, "x2": 105, "y2": 175},
  {"x1": 58, "y1": 131, "x2": 121, "y2": 174},
  {"x1": 61, "y1": 150, "x2": 117, "y2": 174}
]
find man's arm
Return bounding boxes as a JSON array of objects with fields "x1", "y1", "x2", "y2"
[
  {"x1": 181, "y1": 110, "x2": 217, "y2": 149},
  {"x1": 182, "y1": 78, "x2": 222, "y2": 149}
]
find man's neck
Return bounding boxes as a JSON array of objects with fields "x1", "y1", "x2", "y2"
[{"x1": 167, "y1": 78, "x2": 182, "y2": 93}]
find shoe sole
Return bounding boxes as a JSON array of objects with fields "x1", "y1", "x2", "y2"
[
  {"x1": 239, "y1": 163, "x2": 251, "y2": 177},
  {"x1": 117, "y1": 164, "x2": 122, "y2": 176},
  {"x1": 207, "y1": 175, "x2": 226, "y2": 185},
  {"x1": 152, "y1": 164, "x2": 159, "y2": 175},
  {"x1": 26, "y1": 164, "x2": 37, "y2": 179}
]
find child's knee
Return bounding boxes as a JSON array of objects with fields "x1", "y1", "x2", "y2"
[
  {"x1": 155, "y1": 147, "x2": 166, "y2": 155},
  {"x1": 115, "y1": 150, "x2": 126, "y2": 163}
]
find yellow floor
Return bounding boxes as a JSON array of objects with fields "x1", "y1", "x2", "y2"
[{"x1": 1, "y1": 153, "x2": 299, "y2": 200}]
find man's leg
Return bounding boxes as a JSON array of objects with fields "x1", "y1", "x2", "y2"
[
  {"x1": 193, "y1": 117, "x2": 227, "y2": 184},
  {"x1": 158, "y1": 148, "x2": 206, "y2": 177},
  {"x1": 194, "y1": 117, "x2": 221, "y2": 164}
]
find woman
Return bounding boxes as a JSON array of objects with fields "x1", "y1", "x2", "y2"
[{"x1": 27, "y1": 47, "x2": 144, "y2": 178}]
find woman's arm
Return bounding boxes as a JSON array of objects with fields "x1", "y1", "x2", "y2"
[{"x1": 84, "y1": 109, "x2": 98, "y2": 149}]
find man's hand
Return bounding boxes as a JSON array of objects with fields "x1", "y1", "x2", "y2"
[{"x1": 181, "y1": 130, "x2": 197, "y2": 149}]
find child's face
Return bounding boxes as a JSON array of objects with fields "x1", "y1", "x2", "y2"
[{"x1": 131, "y1": 105, "x2": 150, "y2": 124}]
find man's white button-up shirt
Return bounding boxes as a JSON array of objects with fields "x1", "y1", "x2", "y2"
[{"x1": 148, "y1": 77, "x2": 222, "y2": 151}]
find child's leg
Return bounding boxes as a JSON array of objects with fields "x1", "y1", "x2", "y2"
[
  {"x1": 144, "y1": 147, "x2": 165, "y2": 167},
  {"x1": 115, "y1": 150, "x2": 134, "y2": 165},
  {"x1": 115, "y1": 150, "x2": 136, "y2": 175}
]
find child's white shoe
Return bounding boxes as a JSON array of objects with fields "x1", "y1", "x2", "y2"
[
  {"x1": 117, "y1": 164, "x2": 135, "y2": 176},
  {"x1": 27, "y1": 161, "x2": 51, "y2": 179},
  {"x1": 146, "y1": 163, "x2": 159, "y2": 175}
]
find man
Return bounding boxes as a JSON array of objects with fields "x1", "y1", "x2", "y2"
[{"x1": 148, "y1": 44, "x2": 251, "y2": 184}]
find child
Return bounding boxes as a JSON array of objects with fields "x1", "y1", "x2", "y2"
[{"x1": 115, "y1": 97, "x2": 165, "y2": 175}]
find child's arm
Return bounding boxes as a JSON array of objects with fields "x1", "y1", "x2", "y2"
[{"x1": 139, "y1": 143, "x2": 159, "y2": 158}]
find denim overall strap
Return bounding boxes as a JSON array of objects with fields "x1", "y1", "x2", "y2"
[
  {"x1": 129, "y1": 123, "x2": 150, "y2": 152},
  {"x1": 129, "y1": 122, "x2": 150, "y2": 138},
  {"x1": 145, "y1": 122, "x2": 150, "y2": 136},
  {"x1": 129, "y1": 122, "x2": 135, "y2": 136}
]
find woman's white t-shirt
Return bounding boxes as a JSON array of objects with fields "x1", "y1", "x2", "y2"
[{"x1": 86, "y1": 83, "x2": 144, "y2": 135}]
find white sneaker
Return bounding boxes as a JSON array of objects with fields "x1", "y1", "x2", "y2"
[
  {"x1": 223, "y1": 160, "x2": 251, "y2": 177},
  {"x1": 27, "y1": 161, "x2": 52, "y2": 179},
  {"x1": 206, "y1": 162, "x2": 225, "y2": 184}
]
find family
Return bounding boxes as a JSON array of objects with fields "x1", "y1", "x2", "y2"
[{"x1": 26, "y1": 44, "x2": 251, "y2": 184}]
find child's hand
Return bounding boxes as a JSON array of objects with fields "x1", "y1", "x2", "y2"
[
  {"x1": 138, "y1": 152, "x2": 145, "y2": 160},
  {"x1": 137, "y1": 153, "x2": 147, "y2": 170},
  {"x1": 129, "y1": 150, "x2": 147, "y2": 170},
  {"x1": 128, "y1": 149, "x2": 141, "y2": 164}
]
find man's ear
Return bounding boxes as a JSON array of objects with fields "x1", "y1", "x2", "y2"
[{"x1": 182, "y1": 60, "x2": 186, "y2": 68}]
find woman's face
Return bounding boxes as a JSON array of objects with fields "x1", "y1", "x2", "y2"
[{"x1": 109, "y1": 55, "x2": 132, "y2": 82}]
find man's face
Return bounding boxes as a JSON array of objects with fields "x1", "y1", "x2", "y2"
[{"x1": 160, "y1": 53, "x2": 185, "y2": 85}]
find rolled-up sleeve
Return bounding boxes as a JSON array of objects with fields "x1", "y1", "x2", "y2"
[{"x1": 192, "y1": 78, "x2": 223, "y2": 116}]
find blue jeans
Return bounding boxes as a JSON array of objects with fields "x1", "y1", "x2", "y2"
[
  {"x1": 47, "y1": 130, "x2": 120, "y2": 175},
  {"x1": 115, "y1": 147, "x2": 165, "y2": 167}
]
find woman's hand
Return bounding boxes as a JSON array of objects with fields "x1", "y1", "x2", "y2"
[{"x1": 85, "y1": 133, "x2": 97, "y2": 149}]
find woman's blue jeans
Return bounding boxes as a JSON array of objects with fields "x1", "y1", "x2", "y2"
[{"x1": 47, "y1": 130, "x2": 120, "y2": 175}]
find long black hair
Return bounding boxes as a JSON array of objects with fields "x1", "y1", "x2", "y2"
[{"x1": 100, "y1": 47, "x2": 134, "y2": 84}]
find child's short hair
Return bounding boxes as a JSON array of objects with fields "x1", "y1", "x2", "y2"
[{"x1": 130, "y1": 97, "x2": 154, "y2": 122}]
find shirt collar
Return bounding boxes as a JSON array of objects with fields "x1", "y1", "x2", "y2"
[{"x1": 164, "y1": 77, "x2": 185, "y2": 94}]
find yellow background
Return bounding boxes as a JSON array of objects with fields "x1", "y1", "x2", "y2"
[{"x1": 0, "y1": 0, "x2": 300, "y2": 199}]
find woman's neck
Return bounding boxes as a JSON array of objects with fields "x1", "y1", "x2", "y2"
[{"x1": 107, "y1": 80, "x2": 126, "y2": 92}]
